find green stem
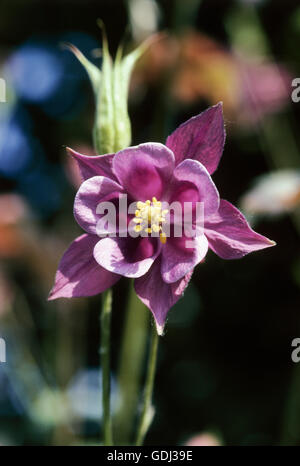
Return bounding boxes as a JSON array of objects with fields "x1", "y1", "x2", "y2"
[
  {"x1": 100, "y1": 289, "x2": 113, "y2": 446},
  {"x1": 115, "y1": 282, "x2": 149, "y2": 444},
  {"x1": 135, "y1": 325, "x2": 159, "y2": 446}
]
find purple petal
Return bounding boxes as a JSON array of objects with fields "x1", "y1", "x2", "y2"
[
  {"x1": 135, "y1": 258, "x2": 193, "y2": 335},
  {"x1": 93, "y1": 237, "x2": 161, "y2": 278},
  {"x1": 67, "y1": 147, "x2": 117, "y2": 181},
  {"x1": 112, "y1": 143, "x2": 175, "y2": 201},
  {"x1": 172, "y1": 159, "x2": 220, "y2": 217},
  {"x1": 161, "y1": 234, "x2": 208, "y2": 283},
  {"x1": 74, "y1": 176, "x2": 125, "y2": 235},
  {"x1": 166, "y1": 102, "x2": 225, "y2": 174},
  {"x1": 205, "y1": 199, "x2": 276, "y2": 259},
  {"x1": 48, "y1": 234, "x2": 119, "y2": 300}
]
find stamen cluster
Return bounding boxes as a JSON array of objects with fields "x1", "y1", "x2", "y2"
[{"x1": 133, "y1": 197, "x2": 168, "y2": 244}]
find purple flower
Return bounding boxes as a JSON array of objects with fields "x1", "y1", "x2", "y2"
[{"x1": 49, "y1": 103, "x2": 275, "y2": 334}]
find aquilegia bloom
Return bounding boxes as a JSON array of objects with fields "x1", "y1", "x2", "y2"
[{"x1": 49, "y1": 103, "x2": 275, "y2": 334}]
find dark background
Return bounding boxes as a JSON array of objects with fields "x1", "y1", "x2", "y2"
[{"x1": 0, "y1": 0, "x2": 300, "y2": 446}]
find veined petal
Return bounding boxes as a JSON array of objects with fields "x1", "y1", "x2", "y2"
[
  {"x1": 74, "y1": 176, "x2": 125, "y2": 235},
  {"x1": 94, "y1": 236, "x2": 161, "y2": 278},
  {"x1": 205, "y1": 199, "x2": 276, "y2": 259},
  {"x1": 135, "y1": 258, "x2": 193, "y2": 335},
  {"x1": 48, "y1": 234, "x2": 119, "y2": 300},
  {"x1": 112, "y1": 143, "x2": 175, "y2": 201},
  {"x1": 67, "y1": 147, "x2": 117, "y2": 181},
  {"x1": 166, "y1": 102, "x2": 225, "y2": 174},
  {"x1": 161, "y1": 234, "x2": 208, "y2": 283},
  {"x1": 172, "y1": 159, "x2": 220, "y2": 217}
]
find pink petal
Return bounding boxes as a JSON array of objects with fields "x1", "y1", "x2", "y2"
[
  {"x1": 205, "y1": 199, "x2": 276, "y2": 259},
  {"x1": 74, "y1": 176, "x2": 125, "y2": 235},
  {"x1": 166, "y1": 102, "x2": 225, "y2": 174},
  {"x1": 67, "y1": 147, "x2": 117, "y2": 181},
  {"x1": 135, "y1": 258, "x2": 193, "y2": 335},
  {"x1": 172, "y1": 158, "x2": 219, "y2": 217},
  {"x1": 161, "y1": 234, "x2": 208, "y2": 283},
  {"x1": 48, "y1": 234, "x2": 119, "y2": 300},
  {"x1": 93, "y1": 237, "x2": 161, "y2": 278},
  {"x1": 112, "y1": 143, "x2": 175, "y2": 201}
]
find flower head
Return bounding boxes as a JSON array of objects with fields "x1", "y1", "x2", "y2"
[{"x1": 49, "y1": 103, "x2": 275, "y2": 334}]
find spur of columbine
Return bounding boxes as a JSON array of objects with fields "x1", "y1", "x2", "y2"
[{"x1": 48, "y1": 103, "x2": 275, "y2": 334}]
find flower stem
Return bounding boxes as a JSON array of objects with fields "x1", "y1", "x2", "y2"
[
  {"x1": 100, "y1": 289, "x2": 113, "y2": 446},
  {"x1": 135, "y1": 325, "x2": 159, "y2": 446},
  {"x1": 115, "y1": 281, "x2": 149, "y2": 444}
]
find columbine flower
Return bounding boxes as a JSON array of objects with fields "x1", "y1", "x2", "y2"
[{"x1": 48, "y1": 103, "x2": 275, "y2": 334}]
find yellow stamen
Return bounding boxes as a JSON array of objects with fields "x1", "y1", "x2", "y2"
[
  {"x1": 160, "y1": 232, "x2": 167, "y2": 244},
  {"x1": 134, "y1": 198, "x2": 168, "y2": 243}
]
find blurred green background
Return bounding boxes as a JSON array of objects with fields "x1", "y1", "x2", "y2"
[{"x1": 0, "y1": 0, "x2": 300, "y2": 446}]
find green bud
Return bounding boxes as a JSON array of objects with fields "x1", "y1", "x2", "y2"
[
  {"x1": 68, "y1": 25, "x2": 155, "y2": 155},
  {"x1": 94, "y1": 23, "x2": 115, "y2": 155},
  {"x1": 112, "y1": 40, "x2": 149, "y2": 152}
]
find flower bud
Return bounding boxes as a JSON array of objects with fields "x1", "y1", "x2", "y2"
[{"x1": 68, "y1": 24, "x2": 153, "y2": 154}]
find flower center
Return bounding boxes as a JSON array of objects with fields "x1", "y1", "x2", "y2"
[{"x1": 133, "y1": 197, "x2": 168, "y2": 244}]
